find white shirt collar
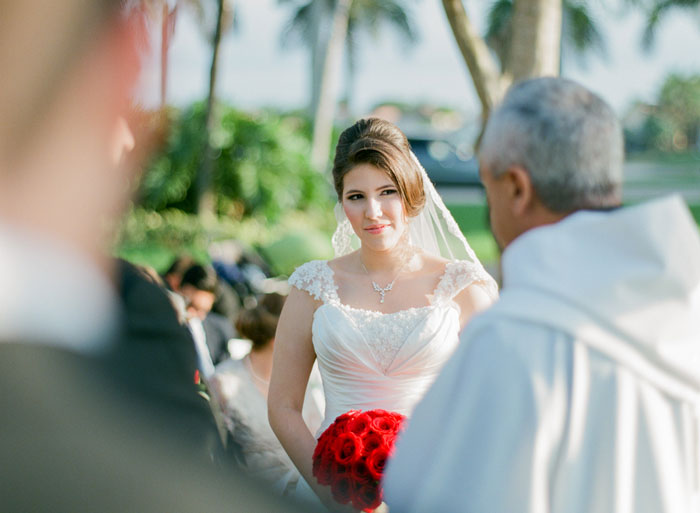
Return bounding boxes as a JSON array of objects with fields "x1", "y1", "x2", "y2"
[{"x1": 0, "y1": 222, "x2": 118, "y2": 353}]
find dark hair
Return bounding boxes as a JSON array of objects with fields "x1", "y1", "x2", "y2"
[
  {"x1": 235, "y1": 293, "x2": 286, "y2": 350},
  {"x1": 164, "y1": 255, "x2": 196, "y2": 278},
  {"x1": 332, "y1": 118, "x2": 425, "y2": 217},
  {"x1": 180, "y1": 265, "x2": 218, "y2": 294}
]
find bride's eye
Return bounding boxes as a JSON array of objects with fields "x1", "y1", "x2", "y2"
[
  {"x1": 381, "y1": 189, "x2": 398, "y2": 196},
  {"x1": 347, "y1": 193, "x2": 364, "y2": 201}
]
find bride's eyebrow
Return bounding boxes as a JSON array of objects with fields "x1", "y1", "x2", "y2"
[{"x1": 344, "y1": 184, "x2": 395, "y2": 195}]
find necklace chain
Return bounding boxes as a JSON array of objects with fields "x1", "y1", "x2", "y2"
[{"x1": 360, "y1": 258, "x2": 406, "y2": 304}]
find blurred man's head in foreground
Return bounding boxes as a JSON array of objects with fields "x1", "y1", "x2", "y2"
[
  {"x1": 0, "y1": 0, "x2": 147, "y2": 271},
  {"x1": 479, "y1": 77, "x2": 624, "y2": 250}
]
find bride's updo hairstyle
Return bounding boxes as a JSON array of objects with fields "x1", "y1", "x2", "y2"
[{"x1": 332, "y1": 118, "x2": 425, "y2": 217}]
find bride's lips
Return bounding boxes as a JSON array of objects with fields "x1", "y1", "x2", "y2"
[{"x1": 364, "y1": 224, "x2": 389, "y2": 235}]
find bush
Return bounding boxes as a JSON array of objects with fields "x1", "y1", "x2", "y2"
[
  {"x1": 137, "y1": 104, "x2": 333, "y2": 221},
  {"x1": 115, "y1": 206, "x2": 335, "y2": 275}
]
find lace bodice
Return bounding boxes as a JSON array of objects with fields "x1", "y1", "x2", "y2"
[
  {"x1": 288, "y1": 259, "x2": 483, "y2": 306},
  {"x1": 289, "y1": 259, "x2": 489, "y2": 433}
]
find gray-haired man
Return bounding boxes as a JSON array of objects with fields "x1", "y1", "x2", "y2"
[{"x1": 384, "y1": 77, "x2": 700, "y2": 513}]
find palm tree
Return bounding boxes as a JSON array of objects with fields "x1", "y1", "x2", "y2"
[
  {"x1": 441, "y1": 0, "x2": 562, "y2": 135},
  {"x1": 281, "y1": 0, "x2": 419, "y2": 171},
  {"x1": 344, "y1": 0, "x2": 419, "y2": 110},
  {"x1": 623, "y1": 0, "x2": 700, "y2": 49},
  {"x1": 129, "y1": 0, "x2": 179, "y2": 107},
  {"x1": 160, "y1": 1, "x2": 179, "y2": 107},
  {"x1": 485, "y1": 0, "x2": 604, "y2": 73},
  {"x1": 181, "y1": 0, "x2": 235, "y2": 217}
]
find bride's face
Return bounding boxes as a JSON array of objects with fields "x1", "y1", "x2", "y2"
[{"x1": 341, "y1": 163, "x2": 408, "y2": 252}]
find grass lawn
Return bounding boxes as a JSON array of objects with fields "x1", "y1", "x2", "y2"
[{"x1": 445, "y1": 204, "x2": 499, "y2": 266}]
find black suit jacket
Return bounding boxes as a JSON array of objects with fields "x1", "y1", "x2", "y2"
[{"x1": 0, "y1": 343, "x2": 314, "y2": 512}]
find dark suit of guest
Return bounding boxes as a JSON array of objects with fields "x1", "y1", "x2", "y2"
[
  {"x1": 0, "y1": 344, "x2": 315, "y2": 513},
  {"x1": 109, "y1": 260, "x2": 220, "y2": 449},
  {"x1": 203, "y1": 311, "x2": 236, "y2": 365}
]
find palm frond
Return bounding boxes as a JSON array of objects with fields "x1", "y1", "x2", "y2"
[
  {"x1": 565, "y1": 1, "x2": 605, "y2": 55},
  {"x1": 641, "y1": 0, "x2": 699, "y2": 50}
]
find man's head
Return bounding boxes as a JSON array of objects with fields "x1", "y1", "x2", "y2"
[
  {"x1": 0, "y1": 0, "x2": 146, "y2": 272},
  {"x1": 180, "y1": 265, "x2": 219, "y2": 320},
  {"x1": 478, "y1": 77, "x2": 624, "y2": 250}
]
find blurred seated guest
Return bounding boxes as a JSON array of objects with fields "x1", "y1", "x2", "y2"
[
  {"x1": 210, "y1": 293, "x2": 324, "y2": 494},
  {"x1": 162, "y1": 254, "x2": 196, "y2": 293},
  {"x1": 110, "y1": 259, "x2": 222, "y2": 455},
  {"x1": 180, "y1": 264, "x2": 236, "y2": 377},
  {"x1": 165, "y1": 254, "x2": 241, "y2": 323}
]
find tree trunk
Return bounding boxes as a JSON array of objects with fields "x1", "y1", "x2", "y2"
[
  {"x1": 441, "y1": 0, "x2": 562, "y2": 147},
  {"x1": 159, "y1": 3, "x2": 179, "y2": 107},
  {"x1": 441, "y1": 0, "x2": 505, "y2": 120},
  {"x1": 309, "y1": 0, "x2": 327, "y2": 119},
  {"x1": 508, "y1": 0, "x2": 562, "y2": 80},
  {"x1": 310, "y1": 0, "x2": 352, "y2": 173},
  {"x1": 197, "y1": 0, "x2": 228, "y2": 219}
]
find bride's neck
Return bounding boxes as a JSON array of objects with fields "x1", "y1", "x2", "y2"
[{"x1": 359, "y1": 243, "x2": 412, "y2": 274}]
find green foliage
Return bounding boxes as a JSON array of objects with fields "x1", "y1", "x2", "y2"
[
  {"x1": 138, "y1": 103, "x2": 333, "y2": 221},
  {"x1": 115, "y1": 205, "x2": 336, "y2": 275},
  {"x1": 628, "y1": 74, "x2": 700, "y2": 153}
]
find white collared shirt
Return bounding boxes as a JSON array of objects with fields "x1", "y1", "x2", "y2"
[{"x1": 0, "y1": 222, "x2": 118, "y2": 353}]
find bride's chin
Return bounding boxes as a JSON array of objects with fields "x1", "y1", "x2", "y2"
[{"x1": 360, "y1": 236, "x2": 403, "y2": 253}]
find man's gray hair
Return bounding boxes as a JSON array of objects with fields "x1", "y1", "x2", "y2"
[{"x1": 479, "y1": 77, "x2": 624, "y2": 212}]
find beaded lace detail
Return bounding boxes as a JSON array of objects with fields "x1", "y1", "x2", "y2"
[
  {"x1": 288, "y1": 260, "x2": 483, "y2": 372},
  {"x1": 433, "y1": 260, "x2": 489, "y2": 305},
  {"x1": 340, "y1": 305, "x2": 433, "y2": 372},
  {"x1": 288, "y1": 260, "x2": 339, "y2": 303}
]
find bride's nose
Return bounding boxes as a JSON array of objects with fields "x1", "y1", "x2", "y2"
[{"x1": 365, "y1": 196, "x2": 382, "y2": 219}]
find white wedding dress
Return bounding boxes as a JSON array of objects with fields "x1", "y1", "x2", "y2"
[{"x1": 289, "y1": 258, "x2": 490, "y2": 435}]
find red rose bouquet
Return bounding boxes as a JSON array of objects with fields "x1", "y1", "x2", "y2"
[{"x1": 312, "y1": 409, "x2": 406, "y2": 512}]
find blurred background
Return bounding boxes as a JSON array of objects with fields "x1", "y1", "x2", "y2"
[{"x1": 118, "y1": 0, "x2": 700, "y2": 293}]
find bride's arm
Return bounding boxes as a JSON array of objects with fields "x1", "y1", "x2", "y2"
[
  {"x1": 455, "y1": 283, "x2": 494, "y2": 330},
  {"x1": 268, "y1": 287, "x2": 344, "y2": 509}
]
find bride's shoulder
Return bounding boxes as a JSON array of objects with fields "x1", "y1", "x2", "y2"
[{"x1": 288, "y1": 259, "x2": 336, "y2": 302}]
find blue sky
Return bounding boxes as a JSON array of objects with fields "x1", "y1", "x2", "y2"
[{"x1": 137, "y1": 0, "x2": 700, "y2": 117}]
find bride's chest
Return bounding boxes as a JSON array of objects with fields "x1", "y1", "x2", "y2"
[{"x1": 311, "y1": 303, "x2": 460, "y2": 373}]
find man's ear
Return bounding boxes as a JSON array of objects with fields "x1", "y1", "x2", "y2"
[{"x1": 502, "y1": 165, "x2": 536, "y2": 217}]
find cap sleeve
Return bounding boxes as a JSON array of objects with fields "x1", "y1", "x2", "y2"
[
  {"x1": 433, "y1": 260, "x2": 498, "y2": 305},
  {"x1": 288, "y1": 260, "x2": 338, "y2": 304}
]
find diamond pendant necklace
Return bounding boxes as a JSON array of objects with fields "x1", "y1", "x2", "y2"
[{"x1": 360, "y1": 258, "x2": 406, "y2": 304}]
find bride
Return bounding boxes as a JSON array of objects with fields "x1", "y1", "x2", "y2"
[{"x1": 268, "y1": 118, "x2": 497, "y2": 509}]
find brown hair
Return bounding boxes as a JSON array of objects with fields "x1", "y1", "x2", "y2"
[
  {"x1": 235, "y1": 293, "x2": 286, "y2": 350},
  {"x1": 332, "y1": 118, "x2": 425, "y2": 217}
]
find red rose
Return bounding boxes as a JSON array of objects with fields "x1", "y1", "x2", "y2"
[
  {"x1": 370, "y1": 415, "x2": 398, "y2": 434},
  {"x1": 367, "y1": 409, "x2": 389, "y2": 418},
  {"x1": 351, "y1": 481, "x2": 382, "y2": 512},
  {"x1": 320, "y1": 444, "x2": 335, "y2": 473},
  {"x1": 313, "y1": 435, "x2": 329, "y2": 461},
  {"x1": 350, "y1": 458, "x2": 373, "y2": 485},
  {"x1": 335, "y1": 410, "x2": 360, "y2": 424},
  {"x1": 366, "y1": 446, "x2": 390, "y2": 481},
  {"x1": 330, "y1": 474, "x2": 355, "y2": 505},
  {"x1": 315, "y1": 461, "x2": 333, "y2": 486},
  {"x1": 390, "y1": 411, "x2": 406, "y2": 426},
  {"x1": 347, "y1": 412, "x2": 372, "y2": 437},
  {"x1": 361, "y1": 432, "x2": 386, "y2": 454},
  {"x1": 333, "y1": 432, "x2": 363, "y2": 465}
]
